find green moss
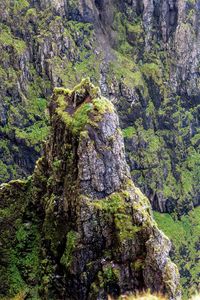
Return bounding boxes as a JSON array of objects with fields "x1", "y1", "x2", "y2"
[
  {"x1": 60, "y1": 231, "x2": 79, "y2": 269},
  {"x1": 74, "y1": 51, "x2": 101, "y2": 82},
  {"x1": 112, "y1": 12, "x2": 126, "y2": 47},
  {"x1": 54, "y1": 87, "x2": 71, "y2": 96},
  {"x1": 0, "y1": 70, "x2": 49, "y2": 181},
  {"x1": 154, "y1": 207, "x2": 200, "y2": 298},
  {"x1": 108, "y1": 51, "x2": 148, "y2": 94},
  {"x1": 72, "y1": 102, "x2": 93, "y2": 134},
  {"x1": 15, "y1": 223, "x2": 41, "y2": 285},
  {"x1": 126, "y1": 22, "x2": 143, "y2": 35},
  {"x1": 125, "y1": 119, "x2": 190, "y2": 204},
  {"x1": 178, "y1": 149, "x2": 200, "y2": 196},
  {"x1": 131, "y1": 258, "x2": 145, "y2": 271},
  {"x1": 0, "y1": 25, "x2": 13, "y2": 45},
  {"x1": 164, "y1": 259, "x2": 181, "y2": 296},
  {"x1": 133, "y1": 186, "x2": 153, "y2": 223},
  {"x1": 48, "y1": 56, "x2": 76, "y2": 88},
  {"x1": 25, "y1": 8, "x2": 37, "y2": 17},
  {"x1": 135, "y1": 126, "x2": 163, "y2": 163},
  {"x1": 122, "y1": 126, "x2": 136, "y2": 139},
  {"x1": 15, "y1": 121, "x2": 50, "y2": 146},
  {"x1": 93, "y1": 97, "x2": 114, "y2": 115},
  {"x1": 0, "y1": 25, "x2": 26, "y2": 54},
  {"x1": 48, "y1": 22, "x2": 99, "y2": 86},
  {"x1": 146, "y1": 101, "x2": 156, "y2": 116},
  {"x1": 52, "y1": 159, "x2": 62, "y2": 171},
  {"x1": 56, "y1": 102, "x2": 93, "y2": 134},
  {"x1": 13, "y1": 0, "x2": 29, "y2": 12},
  {"x1": 92, "y1": 192, "x2": 124, "y2": 213},
  {"x1": 119, "y1": 41, "x2": 133, "y2": 55},
  {"x1": 0, "y1": 161, "x2": 10, "y2": 182},
  {"x1": 7, "y1": 257, "x2": 27, "y2": 296},
  {"x1": 56, "y1": 109, "x2": 71, "y2": 127},
  {"x1": 54, "y1": 80, "x2": 115, "y2": 134},
  {"x1": 91, "y1": 191, "x2": 142, "y2": 241},
  {"x1": 163, "y1": 173, "x2": 178, "y2": 199},
  {"x1": 114, "y1": 214, "x2": 140, "y2": 241},
  {"x1": 90, "y1": 266, "x2": 120, "y2": 297},
  {"x1": 102, "y1": 266, "x2": 120, "y2": 283},
  {"x1": 0, "y1": 178, "x2": 41, "y2": 298},
  {"x1": 42, "y1": 193, "x2": 68, "y2": 255},
  {"x1": 140, "y1": 63, "x2": 162, "y2": 86},
  {"x1": 73, "y1": 78, "x2": 100, "y2": 99},
  {"x1": 55, "y1": 94, "x2": 68, "y2": 112},
  {"x1": 0, "y1": 66, "x2": 7, "y2": 78}
]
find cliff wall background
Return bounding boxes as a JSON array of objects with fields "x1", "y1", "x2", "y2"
[{"x1": 0, "y1": 0, "x2": 200, "y2": 214}]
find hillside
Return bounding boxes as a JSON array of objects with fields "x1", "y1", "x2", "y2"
[
  {"x1": 0, "y1": 0, "x2": 200, "y2": 213},
  {"x1": 0, "y1": 1, "x2": 199, "y2": 299},
  {"x1": 0, "y1": 80, "x2": 181, "y2": 299}
]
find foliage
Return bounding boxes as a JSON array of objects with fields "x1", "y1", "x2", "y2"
[
  {"x1": 122, "y1": 126, "x2": 136, "y2": 139},
  {"x1": 0, "y1": 24, "x2": 26, "y2": 54},
  {"x1": 60, "y1": 231, "x2": 79, "y2": 268},
  {"x1": 13, "y1": 0, "x2": 29, "y2": 12},
  {"x1": 91, "y1": 190, "x2": 143, "y2": 242},
  {"x1": 154, "y1": 208, "x2": 200, "y2": 299}
]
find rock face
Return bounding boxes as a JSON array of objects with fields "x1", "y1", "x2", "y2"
[
  {"x1": 0, "y1": 80, "x2": 181, "y2": 300},
  {"x1": 0, "y1": 0, "x2": 200, "y2": 213}
]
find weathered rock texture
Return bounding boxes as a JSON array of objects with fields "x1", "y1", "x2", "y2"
[
  {"x1": 0, "y1": 0, "x2": 199, "y2": 217},
  {"x1": 0, "y1": 80, "x2": 181, "y2": 300}
]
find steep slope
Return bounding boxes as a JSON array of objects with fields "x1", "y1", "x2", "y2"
[
  {"x1": 0, "y1": 80, "x2": 180, "y2": 300},
  {"x1": 0, "y1": 0, "x2": 200, "y2": 213},
  {"x1": 154, "y1": 207, "x2": 200, "y2": 299}
]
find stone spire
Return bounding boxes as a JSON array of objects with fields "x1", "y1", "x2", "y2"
[
  {"x1": 0, "y1": 79, "x2": 181, "y2": 299},
  {"x1": 36, "y1": 78, "x2": 181, "y2": 299}
]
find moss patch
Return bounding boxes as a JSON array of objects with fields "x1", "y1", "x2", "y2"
[
  {"x1": 60, "y1": 231, "x2": 79, "y2": 269},
  {"x1": 154, "y1": 208, "x2": 200, "y2": 298},
  {"x1": 91, "y1": 191, "x2": 141, "y2": 241}
]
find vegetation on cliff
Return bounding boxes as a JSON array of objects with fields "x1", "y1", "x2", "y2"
[
  {"x1": 0, "y1": 0, "x2": 200, "y2": 219},
  {"x1": 0, "y1": 80, "x2": 180, "y2": 300},
  {"x1": 0, "y1": 0, "x2": 200, "y2": 298},
  {"x1": 154, "y1": 207, "x2": 200, "y2": 299}
]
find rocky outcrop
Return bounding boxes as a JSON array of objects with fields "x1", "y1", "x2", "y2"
[
  {"x1": 0, "y1": 80, "x2": 181, "y2": 300},
  {"x1": 0, "y1": 0, "x2": 200, "y2": 213}
]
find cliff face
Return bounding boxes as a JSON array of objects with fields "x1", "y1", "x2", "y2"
[
  {"x1": 0, "y1": 80, "x2": 181, "y2": 300},
  {"x1": 0, "y1": 1, "x2": 200, "y2": 212}
]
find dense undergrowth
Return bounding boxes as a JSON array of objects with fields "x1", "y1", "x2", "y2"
[
  {"x1": 0, "y1": 0, "x2": 200, "y2": 298},
  {"x1": 0, "y1": 0, "x2": 199, "y2": 217},
  {"x1": 154, "y1": 207, "x2": 200, "y2": 299}
]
